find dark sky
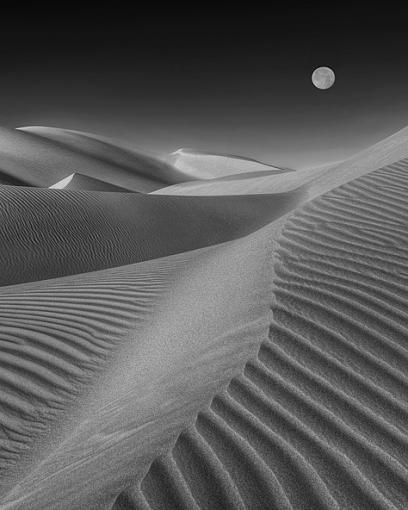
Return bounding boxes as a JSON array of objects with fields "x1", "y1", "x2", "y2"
[{"x1": 1, "y1": 5, "x2": 408, "y2": 168}]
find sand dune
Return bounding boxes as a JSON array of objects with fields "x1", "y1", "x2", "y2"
[
  {"x1": 20, "y1": 127, "x2": 194, "y2": 188},
  {"x1": 155, "y1": 125, "x2": 408, "y2": 197},
  {"x1": 168, "y1": 148, "x2": 290, "y2": 179},
  {"x1": 0, "y1": 126, "x2": 184, "y2": 192},
  {"x1": 0, "y1": 185, "x2": 301, "y2": 287},
  {"x1": 115, "y1": 158, "x2": 408, "y2": 510},
  {"x1": 152, "y1": 170, "x2": 304, "y2": 196},
  {"x1": 0, "y1": 223, "x2": 276, "y2": 509},
  {"x1": 0, "y1": 125, "x2": 408, "y2": 509}
]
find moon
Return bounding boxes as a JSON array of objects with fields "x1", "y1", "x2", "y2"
[{"x1": 312, "y1": 66, "x2": 335, "y2": 90}]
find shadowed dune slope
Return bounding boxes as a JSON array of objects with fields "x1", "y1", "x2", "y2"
[
  {"x1": 19, "y1": 127, "x2": 193, "y2": 187},
  {"x1": 155, "y1": 126, "x2": 408, "y2": 197},
  {"x1": 168, "y1": 149, "x2": 290, "y2": 180},
  {"x1": 0, "y1": 173, "x2": 27, "y2": 186},
  {"x1": 0, "y1": 126, "x2": 178, "y2": 192},
  {"x1": 49, "y1": 173, "x2": 135, "y2": 192},
  {"x1": 113, "y1": 158, "x2": 408, "y2": 509},
  {"x1": 0, "y1": 185, "x2": 303, "y2": 287}
]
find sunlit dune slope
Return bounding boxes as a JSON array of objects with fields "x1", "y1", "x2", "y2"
[
  {"x1": 49, "y1": 173, "x2": 135, "y2": 192},
  {"x1": 152, "y1": 170, "x2": 301, "y2": 196},
  {"x1": 168, "y1": 148, "x2": 291, "y2": 179}
]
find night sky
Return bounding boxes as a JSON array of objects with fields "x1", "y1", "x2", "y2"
[{"x1": 1, "y1": 5, "x2": 408, "y2": 168}]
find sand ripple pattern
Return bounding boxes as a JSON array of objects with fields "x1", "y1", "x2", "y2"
[
  {"x1": 0, "y1": 260, "x2": 183, "y2": 498},
  {"x1": 113, "y1": 160, "x2": 408, "y2": 509}
]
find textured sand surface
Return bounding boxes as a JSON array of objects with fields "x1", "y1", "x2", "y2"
[
  {"x1": 0, "y1": 126, "x2": 407, "y2": 509},
  {"x1": 0, "y1": 186, "x2": 301, "y2": 287},
  {"x1": 116, "y1": 159, "x2": 408, "y2": 510},
  {"x1": 0, "y1": 226, "x2": 277, "y2": 509}
]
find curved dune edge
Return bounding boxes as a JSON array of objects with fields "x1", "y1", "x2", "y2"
[
  {"x1": 109, "y1": 158, "x2": 408, "y2": 509},
  {"x1": 0, "y1": 185, "x2": 302, "y2": 287},
  {"x1": 151, "y1": 170, "x2": 302, "y2": 196},
  {"x1": 0, "y1": 126, "x2": 179, "y2": 192},
  {"x1": 0, "y1": 219, "x2": 280, "y2": 509},
  {"x1": 19, "y1": 126, "x2": 193, "y2": 187},
  {"x1": 167, "y1": 149, "x2": 290, "y2": 180},
  {"x1": 153, "y1": 126, "x2": 408, "y2": 197}
]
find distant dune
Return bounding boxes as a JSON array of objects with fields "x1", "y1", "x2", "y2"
[
  {"x1": 0, "y1": 126, "x2": 190, "y2": 192},
  {"x1": 155, "y1": 125, "x2": 408, "y2": 197},
  {"x1": 168, "y1": 148, "x2": 290, "y2": 179},
  {"x1": 20, "y1": 126, "x2": 195, "y2": 188},
  {"x1": 0, "y1": 125, "x2": 408, "y2": 509}
]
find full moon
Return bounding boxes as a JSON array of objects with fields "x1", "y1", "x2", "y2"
[{"x1": 312, "y1": 66, "x2": 335, "y2": 90}]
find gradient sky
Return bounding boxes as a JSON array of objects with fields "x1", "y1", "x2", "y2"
[{"x1": 1, "y1": 6, "x2": 408, "y2": 168}]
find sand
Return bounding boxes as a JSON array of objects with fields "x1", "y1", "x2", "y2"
[
  {"x1": 0, "y1": 125, "x2": 407, "y2": 509},
  {"x1": 49, "y1": 173, "x2": 136, "y2": 192},
  {"x1": 0, "y1": 185, "x2": 301, "y2": 287},
  {"x1": 167, "y1": 149, "x2": 290, "y2": 179},
  {"x1": 0, "y1": 126, "x2": 192, "y2": 192},
  {"x1": 155, "y1": 125, "x2": 408, "y2": 197}
]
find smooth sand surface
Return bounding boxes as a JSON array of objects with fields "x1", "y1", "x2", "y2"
[
  {"x1": 155, "y1": 125, "x2": 408, "y2": 197},
  {"x1": 0, "y1": 126, "x2": 186, "y2": 192},
  {"x1": 49, "y1": 173, "x2": 136, "y2": 192},
  {"x1": 20, "y1": 127, "x2": 194, "y2": 188},
  {"x1": 168, "y1": 148, "x2": 290, "y2": 179},
  {"x1": 0, "y1": 125, "x2": 408, "y2": 509}
]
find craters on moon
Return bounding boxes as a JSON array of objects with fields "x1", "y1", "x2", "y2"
[{"x1": 312, "y1": 67, "x2": 335, "y2": 90}]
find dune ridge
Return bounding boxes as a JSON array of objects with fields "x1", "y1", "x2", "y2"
[
  {"x1": 0, "y1": 220, "x2": 277, "y2": 509},
  {"x1": 113, "y1": 158, "x2": 408, "y2": 509},
  {"x1": 167, "y1": 148, "x2": 290, "y2": 179},
  {"x1": 0, "y1": 185, "x2": 302, "y2": 287},
  {"x1": 154, "y1": 126, "x2": 408, "y2": 197}
]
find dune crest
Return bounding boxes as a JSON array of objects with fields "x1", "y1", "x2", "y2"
[
  {"x1": 117, "y1": 157, "x2": 408, "y2": 510},
  {"x1": 0, "y1": 185, "x2": 301, "y2": 287},
  {"x1": 0, "y1": 224, "x2": 276, "y2": 509},
  {"x1": 168, "y1": 148, "x2": 290, "y2": 180},
  {"x1": 155, "y1": 126, "x2": 408, "y2": 198}
]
